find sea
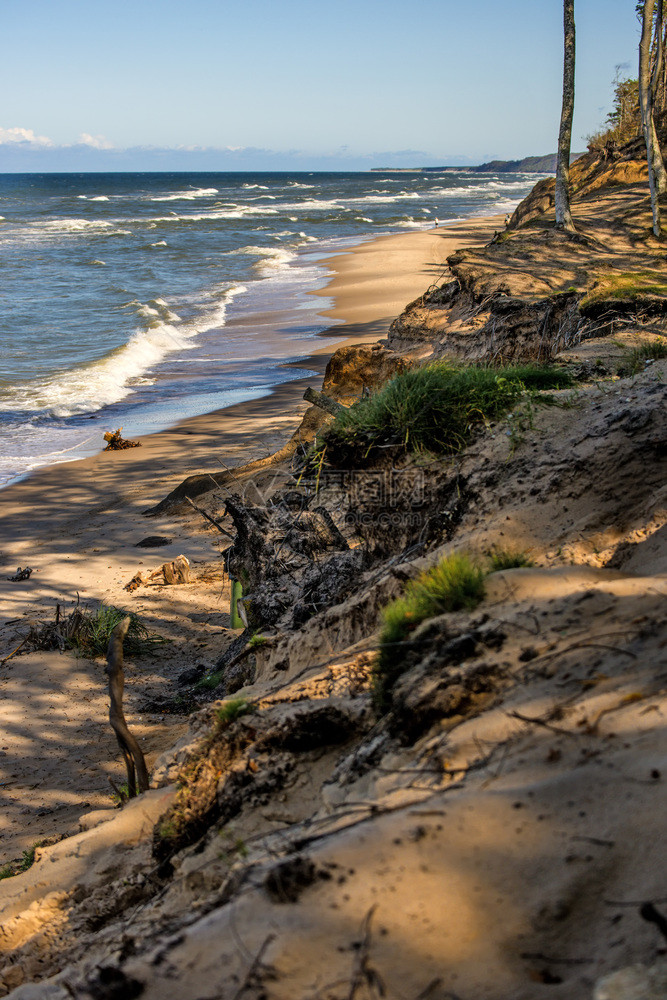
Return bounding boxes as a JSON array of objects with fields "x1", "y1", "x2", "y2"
[{"x1": 0, "y1": 170, "x2": 541, "y2": 488}]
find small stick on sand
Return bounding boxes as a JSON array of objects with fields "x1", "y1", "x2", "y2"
[
  {"x1": 0, "y1": 638, "x2": 27, "y2": 666},
  {"x1": 185, "y1": 495, "x2": 235, "y2": 538},
  {"x1": 105, "y1": 616, "x2": 149, "y2": 797}
]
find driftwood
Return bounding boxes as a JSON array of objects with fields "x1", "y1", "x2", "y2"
[
  {"x1": 105, "y1": 616, "x2": 149, "y2": 797},
  {"x1": 8, "y1": 567, "x2": 32, "y2": 582},
  {"x1": 124, "y1": 554, "x2": 192, "y2": 591},
  {"x1": 303, "y1": 386, "x2": 344, "y2": 416},
  {"x1": 103, "y1": 427, "x2": 141, "y2": 451}
]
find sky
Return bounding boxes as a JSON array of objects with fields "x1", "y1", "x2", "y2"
[{"x1": 0, "y1": 0, "x2": 642, "y2": 171}]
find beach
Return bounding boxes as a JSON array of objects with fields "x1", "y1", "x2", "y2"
[
  {"x1": 1, "y1": 158, "x2": 666, "y2": 997},
  {"x1": 0, "y1": 215, "x2": 502, "y2": 862}
]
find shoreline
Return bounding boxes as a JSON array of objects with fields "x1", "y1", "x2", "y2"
[
  {"x1": 0, "y1": 214, "x2": 502, "y2": 861},
  {"x1": 0, "y1": 215, "x2": 504, "y2": 503}
]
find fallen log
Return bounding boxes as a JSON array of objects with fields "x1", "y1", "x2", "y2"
[
  {"x1": 105, "y1": 616, "x2": 149, "y2": 797},
  {"x1": 303, "y1": 386, "x2": 344, "y2": 416}
]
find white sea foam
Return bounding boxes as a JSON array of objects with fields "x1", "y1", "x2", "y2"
[
  {"x1": 393, "y1": 218, "x2": 430, "y2": 228},
  {"x1": 232, "y1": 245, "x2": 296, "y2": 273},
  {"x1": 0, "y1": 286, "x2": 246, "y2": 418},
  {"x1": 151, "y1": 187, "x2": 219, "y2": 202},
  {"x1": 36, "y1": 219, "x2": 115, "y2": 233},
  {"x1": 150, "y1": 240, "x2": 168, "y2": 246},
  {"x1": 146, "y1": 205, "x2": 280, "y2": 223},
  {"x1": 242, "y1": 183, "x2": 269, "y2": 190}
]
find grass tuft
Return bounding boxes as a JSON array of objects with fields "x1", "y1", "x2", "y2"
[
  {"x1": 216, "y1": 698, "x2": 254, "y2": 727},
  {"x1": 67, "y1": 605, "x2": 167, "y2": 658},
  {"x1": 488, "y1": 548, "x2": 534, "y2": 571},
  {"x1": 318, "y1": 362, "x2": 571, "y2": 465},
  {"x1": 0, "y1": 840, "x2": 45, "y2": 880},
  {"x1": 195, "y1": 669, "x2": 223, "y2": 691},
  {"x1": 622, "y1": 338, "x2": 667, "y2": 375},
  {"x1": 374, "y1": 553, "x2": 486, "y2": 711}
]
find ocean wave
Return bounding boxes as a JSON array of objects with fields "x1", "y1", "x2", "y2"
[
  {"x1": 146, "y1": 205, "x2": 280, "y2": 223},
  {"x1": 34, "y1": 219, "x2": 115, "y2": 233},
  {"x1": 286, "y1": 182, "x2": 315, "y2": 189},
  {"x1": 232, "y1": 245, "x2": 296, "y2": 272},
  {"x1": 425, "y1": 180, "x2": 535, "y2": 197},
  {"x1": 393, "y1": 218, "x2": 431, "y2": 228},
  {"x1": 151, "y1": 187, "x2": 219, "y2": 202},
  {"x1": 242, "y1": 183, "x2": 269, "y2": 190},
  {"x1": 0, "y1": 286, "x2": 246, "y2": 418}
]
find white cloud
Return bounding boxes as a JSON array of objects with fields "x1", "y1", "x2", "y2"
[
  {"x1": 77, "y1": 132, "x2": 114, "y2": 150},
  {"x1": 0, "y1": 126, "x2": 54, "y2": 147}
]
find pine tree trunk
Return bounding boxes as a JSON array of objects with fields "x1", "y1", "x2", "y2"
[
  {"x1": 555, "y1": 0, "x2": 576, "y2": 231},
  {"x1": 640, "y1": 0, "x2": 667, "y2": 236}
]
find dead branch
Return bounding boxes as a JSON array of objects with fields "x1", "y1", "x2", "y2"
[
  {"x1": 347, "y1": 905, "x2": 384, "y2": 1000},
  {"x1": 303, "y1": 386, "x2": 345, "y2": 416},
  {"x1": 105, "y1": 616, "x2": 149, "y2": 796},
  {"x1": 230, "y1": 933, "x2": 276, "y2": 1000},
  {"x1": 508, "y1": 709, "x2": 577, "y2": 737},
  {"x1": 185, "y1": 495, "x2": 235, "y2": 538},
  {"x1": 0, "y1": 638, "x2": 27, "y2": 666},
  {"x1": 584, "y1": 692, "x2": 646, "y2": 734}
]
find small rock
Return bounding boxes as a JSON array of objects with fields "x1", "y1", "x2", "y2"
[
  {"x1": 134, "y1": 536, "x2": 172, "y2": 548},
  {"x1": 177, "y1": 665, "x2": 206, "y2": 686}
]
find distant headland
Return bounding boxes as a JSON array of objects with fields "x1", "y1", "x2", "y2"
[{"x1": 370, "y1": 152, "x2": 586, "y2": 174}]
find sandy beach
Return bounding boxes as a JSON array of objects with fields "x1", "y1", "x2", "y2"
[{"x1": 0, "y1": 215, "x2": 503, "y2": 862}]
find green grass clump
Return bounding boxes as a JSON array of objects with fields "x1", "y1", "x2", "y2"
[
  {"x1": 0, "y1": 840, "x2": 45, "y2": 880},
  {"x1": 18, "y1": 842, "x2": 42, "y2": 872},
  {"x1": 488, "y1": 548, "x2": 534, "y2": 571},
  {"x1": 195, "y1": 670, "x2": 224, "y2": 691},
  {"x1": 582, "y1": 270, "x2": 667, "y2": 311},
  {"x1": 319, "y1": 362, "x2": 571, "y2": 464},
  {"x1": 623, "y1": 338, "x2": 667, "y2": 374},
  {"x1": 216, "y1": 698, "x2": 254, "y2": 727},
  {"x1": 374, "y1": 553, "x2": 486, "y2": 710},
  {"x1": 69, "y1": 605, "x2": 167, "y2": 658}
]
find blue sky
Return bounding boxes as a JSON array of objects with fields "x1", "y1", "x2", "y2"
[{"x1": 1, "y1": 0, "x2": 641, "y2": 170}]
